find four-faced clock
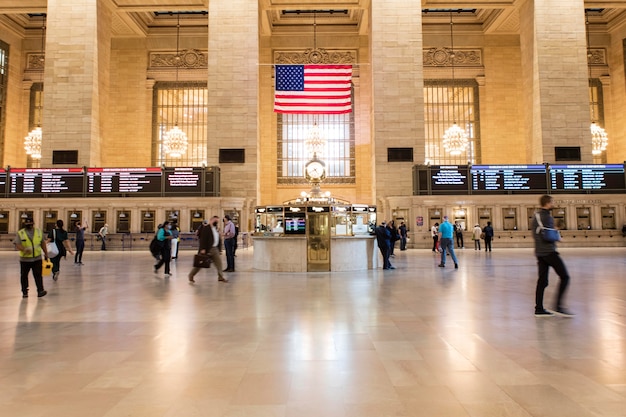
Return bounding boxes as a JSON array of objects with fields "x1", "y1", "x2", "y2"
[{"x1": 305, "y1": 159, "x2": 326, "y2": 182}]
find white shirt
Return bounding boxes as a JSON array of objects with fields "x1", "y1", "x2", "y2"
[{"x1": 211, "y1": 225, "x2": 219, "y2": 247}]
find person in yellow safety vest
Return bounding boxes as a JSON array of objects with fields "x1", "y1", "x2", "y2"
[{"x1": 14, "y1": 216, "x2": 49, "y2": 298}]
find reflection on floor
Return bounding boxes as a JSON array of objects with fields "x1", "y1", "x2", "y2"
[{"x1": 1, "y1": 247, "x2": 625, "y2": 417}]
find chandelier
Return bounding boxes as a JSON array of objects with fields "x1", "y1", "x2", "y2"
[
  {"x1": 586, "y1": 12, "x2": 608, "y2": 156},
  {"x1": 162, "y1": 13, "x2": 188, "y2": 159},
  {"x1": 24, "y1": 15, "x2": 46, "y2": 161},
  {"x1": 305, "y1": 121, "x2": 326, "y2": 157},
  {"x1": 442, "y1": 11, "x2": 469, "y2": 156}
]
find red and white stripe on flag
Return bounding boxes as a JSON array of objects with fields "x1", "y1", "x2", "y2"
[{"x1": 274, "y1": 64, "x2": 352, "y2": 114}]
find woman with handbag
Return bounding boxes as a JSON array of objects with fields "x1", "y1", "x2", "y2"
[
  {"x1": 47, "y1": 220, "x2": 74, "y2": 282},
  {"x1": 153, "y1": 221, "x2": 173, "y2": 277}
]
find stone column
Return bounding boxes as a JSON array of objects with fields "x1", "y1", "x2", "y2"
[
  {"x1": 41, "y1": 0, "x2": 113, "y2": 167},
  {"x1": 207, "y1": 0, "x2": 258, "y2": 198},
  {"x1": 371, "y1": 1, "x2": 425, "y2": 198},
  {"x1": 518, "y1": 0, "x2": 591, "y2": 163}
]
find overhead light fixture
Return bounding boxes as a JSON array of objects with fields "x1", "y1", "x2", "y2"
[
  {"x1": 24, "y1": 15, "x2": 46, "y2": 161},
  {"x1": 162, "y1": 13, "x2": 188, "y2": 159},
  {"x1": 442, "y1": 11, "x2": 469, "y2": 156},
  {"x1": 586, "y1": 12, "x2": 608, "y2": 156}
]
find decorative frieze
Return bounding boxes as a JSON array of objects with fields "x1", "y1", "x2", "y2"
[
  {"x1": 149, "y1": 49, "x2": 208, "y2": 69},
  {"x1": 274, "y1": 48, "x2": 357, "y2": 65},
  {"x1": 423, "y1": 47, "x2": 482, "y2": 67},
  {"x1": 26, "y1": 53, "x2": 45, "y2": 70},
  {"x1": 587, "y1": 48, "x2": 605, "y2": 65}
]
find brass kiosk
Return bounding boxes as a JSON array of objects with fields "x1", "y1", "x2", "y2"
[{"x1": 253, "y1": 200, "x2": 377, "y2": 272}]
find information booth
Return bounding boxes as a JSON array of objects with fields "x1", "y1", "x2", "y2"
[{"x1": 253, "y1": 199, "x2": 377, "y2": 272}]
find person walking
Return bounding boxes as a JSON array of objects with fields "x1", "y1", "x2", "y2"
[
  {"x1": 98, "y1": 223, "x2": 109, "y2": 250},
  {"x1": 472, "y1": 224, "x2": 482, "y2": 250},
  {"x1": 170, "y1": 220, "x2": 180, "y2": 260},
  {"x1": 399, "y1": 221, "x2": 408, "y2": 251},
  {"x1": 47, "y1": 219, "x2": 74, "y2": 282},
  {"x1": 74, "y1": 220, "x2": 88, "y2": 265},
  {"x1": 375, "y1": 221, "x2": 393, "y2": 270},
  {"x1": 153, "y1": 220, "x2": 173, "y2": 277},
  {"x1": 438, "y1": 216, "x2": 459, "y2": 269},
  {"x1": 14, "y1": 216, "x2": 49, "y2": 298},
  {"x1": 222, "y1": 215, "x2": 236, "y2": 272},
  {"x1": 188, "y1": 216, "x2": 227, "y2": 283},
  {"x1": 483, "y1": 221, "x2": 494, "y2": 252},
  {"x1": 431, "y1": 222, "x2": 439, "y2": 252},
  {"x1": 532, "y1": 194, "x2": 574, "y2": 317}
]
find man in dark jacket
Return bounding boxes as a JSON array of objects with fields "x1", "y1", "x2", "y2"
[
  {"x1": 531, "y1": 195, "x2": 574, "y2": 317},
  {"x1": 375, "y1": 221, "x2": 393, "y2": 270},
  {"x1": 188, "y1": 216, "x2": 227, "y2": 283}
]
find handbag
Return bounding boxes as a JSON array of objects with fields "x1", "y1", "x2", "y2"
[
  {"x1": 193, "y1": 253, "x2": 212, "y2": 268},
  {"x1": 42, "y1": 258, "x2": 53, "y2": 276},
  {"x1": 534, "y1": 212, "x2": 560, "y2": 242},
  {"x1": 46, "y1": 229, "x2": 60, "y2": 258},
  {"x1": 480, "y1": 232, "x2": 485, "y2": 240}
]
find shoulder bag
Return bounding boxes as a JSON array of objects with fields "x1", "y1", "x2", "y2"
[
  {"x1": 534, "y1": 212, "x2": 560, "y2": 242},
  {"x1": 46, "y1": 229, "x2": 60, "y2": 258}
]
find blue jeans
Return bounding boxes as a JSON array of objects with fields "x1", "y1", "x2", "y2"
[
  {"x1": 439, "y1": 238, "x2": 458, "y2": 265},
  {"x1": 224, "y1": 238, "x2": 236, "y2": 270}
]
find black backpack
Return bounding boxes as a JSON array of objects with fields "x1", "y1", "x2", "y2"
[{"x1": 149, "y1": 236, "x2": 160, "y2": 258}]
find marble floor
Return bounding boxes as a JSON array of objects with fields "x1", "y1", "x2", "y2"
[{"x1": 0, "y1": 246, "x2": 624, "y2": 417}]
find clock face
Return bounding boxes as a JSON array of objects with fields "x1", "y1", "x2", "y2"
[{"x1": 306, "y1": 161, "x2": 325, "y2": 180}]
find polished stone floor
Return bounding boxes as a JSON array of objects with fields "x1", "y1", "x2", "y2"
[{"x1": 0, "y1": 246, "x2": 624, "y2": 417}]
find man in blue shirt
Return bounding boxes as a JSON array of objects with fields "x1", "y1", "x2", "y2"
[{"x1": 438, "y1": 216, "x2": 459, "y2": 269}]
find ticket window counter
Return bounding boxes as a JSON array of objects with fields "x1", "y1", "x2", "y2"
[
  {"x1": 255, "y1": 206, "x2": 284, "y2": 234},
  {"x1": 190, "y1": 210, "x2": 205, "y2": 233},
  {"x1": 453, "y1": 208, "x2": 467, "y2": 231},
  {"x1": 552, "y1": 207, "x2": 567, "y2": 230},
  {"x1": 68, "y1": 211, "x2": 82, "y2": 232},
  {"x1": 141, "y1": 211, "x2": 156, "y2": 233},
  {"x1": 0, "y1": 211, "x2": 9, "y2": 234},
  {"x1": 576, "y1": 207, "x2": 591, "y2": 230},
  {"x1": 429, "y1": 208, "x2": 443, "y2": 229},
  {"x1": 165, "y1": 210, "x2": 179, "y2": 224},
  {"x1": 527, "y1": 207, "x2": 540, "y2": 230},
  {"x1": 502, "y1": 208, "x2": 518, "y2": 231},
  {"x1": 19, "y1": 211, "x2": 34, "y2": 229},
  {"x1": 92, "y1": 211, "x2": 107, "y2": 234},
  {"x1": 331, "y1": 206, "x2": 351, "y2": 236},
  {"x1": 351, "y1": 205, "x2": 376, "y2": 235},
  {"x1": 478, "y1": 208, "x2": 492, "y2": 230},
  {"x1": 43, "y1": 210, "x2": 58, "y2": 233},
  {"x1": 284, "y1": 207, "x2": 305, "y2": 235},
  {"x1": 117, "y1": 211, "x2": 131, "y2": 233},
  {"x1": 601, "y1": 207, "x2": 616, "y2": 230},
  {"x1": 307, "y1": 206, "x2": 330, "y2": 272}
]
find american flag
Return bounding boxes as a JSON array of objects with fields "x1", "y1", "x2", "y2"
[{"x1": 274, "y1": 64, "x2": 352, "y2": 114}]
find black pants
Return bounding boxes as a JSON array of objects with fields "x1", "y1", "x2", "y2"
[
  {"x1": 378, "y1": 245, "x2": 391, "y2": 269},
  {"x1": 155, "y1": 246, "x2": 172, "y2": 274},
  {"x1": 535, "y1": 252, "x2": 570, "y2": 311},
  {"x1": 224, "y1": 238, "x2": 236, "y2": 270},
  {"x1": 75, "y1": 240, "x2": 85, "y2": 263},
  {"x1": 484, "y1": 237, "x2": 492, "y2": 251},
  {"x1": 456, "y1": 233, "x2": 464, "y2": 248},
  {"x1": 432, "y1": 236, "x2": 439, "y2": 251},
  {"x1": 20, "y1": 260, "x2": 44, "y2": 295}
]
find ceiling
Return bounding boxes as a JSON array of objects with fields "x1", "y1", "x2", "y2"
[{"x1": 1, "y1": 0, "x2": 625, "y2": 38}]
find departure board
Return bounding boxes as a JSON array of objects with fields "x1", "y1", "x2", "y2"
[
  {"x1": 0, "y1": 168, "x2": 6, "y2": 196},
  {"x1": 87, "y1": 167, "x2": 162, "y2": 196},
  {"x1": 430, "y1": 165, "x2": 469, "y2": 193},
  {"x1": 9, "y1": 168, "x2": 85, "y2": 197},
  {"x1": 164, "y1": 167, "x2": 203, "y2": 196},
  {"x1": 549, "y1": 164, "x2": 626, "y2": 192},
  {"x1": 471, "y1": 165, "x2": 547, "y2": 193}
]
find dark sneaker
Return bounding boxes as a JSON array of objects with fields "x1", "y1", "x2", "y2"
[
  {"x1": 438, "y1": 264, "x2": 445, "y2": 267},
  {"x1": 52, "y1": 271, "x2": 59, "y2": 281},
  {"x1": 534, "y1": 309, "x2": 553, "y2": 317},
  {"x1": 22, "y1": 293, "x2": 28, "y2": 299},
  {"x1": 37, "y1": 290, "x2": 47, "y2": 298},
  {"x1": 454, "y1": 263, "x2": 458, "y2": 269},
  {"x1": 553, "y1": 308, "x2": 575, "y2": 317}
]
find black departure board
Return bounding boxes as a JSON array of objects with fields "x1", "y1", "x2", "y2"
[
  {"x1": 471, "y1": 165, "x2": 547, "y2": 193},
  {"x1": 430, "y1": 165, "x2": 469, "y2": 193},
  {"x1": 87, "y1": 167, "x2": 162, "y2": 196},
  {"x1": 9, "y1": 168, "x2": 85, "y2": 197},
  {"x1": 549, "y1": 164, "x2": 626, "y2": 192},
  {"x1": 0, "y1": 168, "x2": 6, "y2": 196},
  {"x1": 164, "y1": 167, "x2": 203, "y2": 196}
]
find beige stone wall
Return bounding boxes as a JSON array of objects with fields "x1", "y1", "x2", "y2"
[{"x1": 607, "y1": 26, "x2": 626, "y2": 162}]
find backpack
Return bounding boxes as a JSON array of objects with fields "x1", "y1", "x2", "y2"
[{"x1": 149, "y1": 236, "x2": 161, "y2": 258}]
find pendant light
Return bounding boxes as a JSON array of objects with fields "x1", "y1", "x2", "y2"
[
  {"x1": 162, "y1": 13, "x2": 188, "y2": 159},
  {"x1": 442, "y1": 11, "x2": 469, "y2": 156}
]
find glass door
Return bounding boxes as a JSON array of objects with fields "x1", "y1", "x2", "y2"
[{"x1": 307, "y1": 210, "x2": 330, "y2": 272}]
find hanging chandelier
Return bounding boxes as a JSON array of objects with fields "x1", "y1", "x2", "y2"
[
  {"x1": 24, "y1": 16, "x2": 46, "y2": 161},
  {"x1": 586, "y1": 12, "x2": 608, "y2": 156},
  {"x1": 442, "y1": 12, "x2": 469, "y2": 156},
  {"x1": 24, "y1": 127, "x2": 42, "y2": 159},
  {"x1": 305, "y1": 121, "x2": 326, "y2": 157},
  {"x1": 162, "y1": 13, "x2": 188, "y2": 159}
]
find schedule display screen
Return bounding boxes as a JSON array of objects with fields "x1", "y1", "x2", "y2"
[
  {"x1": 549, "y1": 164, "x2": 626, "y2": 192},
  {"x1": 87, "y1": 168, "x2": 162, "y2": 195},
  {"x1": 430, "y1": 165, "x2": 469, "y2": 193},
  {"x1": 9, "y1": 168, "x2": 84, "y2": 197},
  {"x1": 0, "y1": 168, "x2": 6, "y2": 196},
  {"x1": 471, "y1": 165, "x2": 547, "y2": 193},
  {"x1": 164, "y1": 167, "x2": 203, "y2": 196}
]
